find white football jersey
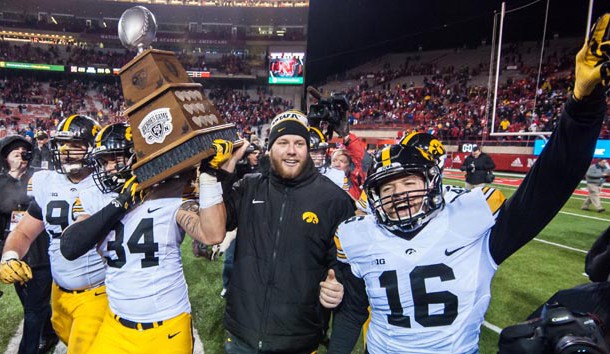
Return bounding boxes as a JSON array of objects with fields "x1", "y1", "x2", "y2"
[
  {"x1": 336, "y1": 188, "x2": 504, "y2": 354},
  {"x1": 79, "y1": 186, "x2": 117, "y2": 215},
  {"x1": 28, "y1": 170, "x2": 106, "y2": 290},
  {"x1": 98, "y1": 197, "x2": 191, "y2": 322}
]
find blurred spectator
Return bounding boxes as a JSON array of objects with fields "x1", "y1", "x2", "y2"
[
  {"x1": 460, "y1": 146, "x2": 496, "y2": 190},
  {"x1": 582, "y1": 159, "x2": 610, "y2": 213},
  {"x1": 0, "y1": 135, "x2": 58, "y2": 354},
  {"x1": 30, "y1": 131, "x2": 54, "y2": 170}
]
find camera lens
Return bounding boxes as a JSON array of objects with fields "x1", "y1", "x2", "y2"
[{"x1": 554, "y1": 335, "x2": 606, "y2": 354}]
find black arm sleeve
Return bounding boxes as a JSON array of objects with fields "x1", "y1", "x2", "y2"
[
  {"x1": 490, "y1": 89, "x2": 606, "y2": 264},
  {"x1": 585, "y1": 226, "x2": 610, "y2": 282},
  {"x1": 327, "y1": 261, "x2": 370, "y2": 354},
  {"x1": 27, "y1": 199, "x2": 43, "y2": 221},
  {"x1": 60, "y1": 201, "x2": 126, "y2": 261}
]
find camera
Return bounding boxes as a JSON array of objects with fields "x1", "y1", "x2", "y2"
[
  {"x1": 498, "y1": 303, "x2": 609, "y2": 354},
  {"x1": 21, "y1": 151, "x2": 32, "y2": 161},
  {"x1": 307, "y1": 92, "x2": 349, "y2": 128},
  {"x1": 306, "y1": 86, "x2": 350, "y2": 140}
]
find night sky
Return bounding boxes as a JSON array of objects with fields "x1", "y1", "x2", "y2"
[{"x1": 305, "y1": 0, "x2": 610, "y2": 86}]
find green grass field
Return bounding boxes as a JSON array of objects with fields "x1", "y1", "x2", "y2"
[{"x1": 0, "y1": 176, "x2": 607, "y2": 354}]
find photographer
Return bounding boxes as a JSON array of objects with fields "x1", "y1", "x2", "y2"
[
  {"x1": 460, "y1": 146, "x2": 496, "y2": 190},
  {"x1": 235, "y1": 143, "x2": 262, "y2": 179},
  {"x1": 499, "y1": 227, "x2": 610, "y2": 353},
  {"x1": 30, "y1": 130, "x2": 54, "y2": 170},
  {"x1": 307, "y1": 88, "x2": 368, "y2": 201},
  {"x1": 586, "y1": 226, "x2": 610, "y2": 282},
  {"x1": 0, "y1": 135, "x2": 58, "y2": 354}
]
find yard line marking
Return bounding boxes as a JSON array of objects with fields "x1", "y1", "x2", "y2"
[
  {"x1": 559, "y1": 211, "x2": 610, "y2": 222},
  {"x1": 533, "y1": 238, "x2": 587, "y2": 254},
  {"x1": 483, "y1": 320, "x2": 502, "y2": 334}
]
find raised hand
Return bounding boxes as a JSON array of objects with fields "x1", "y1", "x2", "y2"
[{"x1": 574, "y1": 14, "x2": 610, "y2": 100}]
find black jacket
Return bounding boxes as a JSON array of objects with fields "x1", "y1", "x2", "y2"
[
  {"x1": 460, "y1": 152, "x2": 496, "y2": 185},
  {"x1": 223, "y1": 157, "x2": 355, "y2": 352},
  {"x1": 0, "y1": 167, "x2": 50, "y2": 268},
  {"x1": 30, "y1": 144, "x2": 55, "y2": 170}
]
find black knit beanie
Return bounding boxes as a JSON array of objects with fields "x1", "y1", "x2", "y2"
[{"x1": 267, "y1": 110, "x2": 309, "y2": 149}]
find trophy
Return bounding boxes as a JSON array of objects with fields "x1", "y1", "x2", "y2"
[{"x1": 117, "y1": 6, "x2": 239, "y2": 190}]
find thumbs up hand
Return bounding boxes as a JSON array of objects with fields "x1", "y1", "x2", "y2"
[{"x1": 319, "y1": 268, "x2": 344, "y2": 309}]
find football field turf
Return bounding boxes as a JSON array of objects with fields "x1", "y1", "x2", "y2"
[{"x1": 0, "y1": 174, "x2": 607, "y2": 354}]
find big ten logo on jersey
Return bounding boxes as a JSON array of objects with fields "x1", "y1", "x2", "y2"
[{"x1": 372, "y1": 258, "x2": 386, "y2": 265}]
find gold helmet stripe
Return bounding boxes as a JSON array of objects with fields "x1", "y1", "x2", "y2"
[
  {"x1": 381, "y1": 146, "x2": 392, "y2": 167},
  {"x1": 95, "y1": 125, "x2": 111, "y2": 148},
  {"x1": 62, "y1": 114, "x2": 78, "y2": 132},
  {"x1": 399, "y1": 131, "x2": 418, "y2": 145}
]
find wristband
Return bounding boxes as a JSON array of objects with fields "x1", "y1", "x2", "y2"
[
  {"x1": 199, "y1": 173, "x2": 223, "y2": 209},
  {"x1": 1, "y1": 251, "x2": 19, "y2": 262}
]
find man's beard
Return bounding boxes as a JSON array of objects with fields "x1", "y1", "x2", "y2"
[{"x1": 270, "y1": 155, "x2": 306, "y2": 180}]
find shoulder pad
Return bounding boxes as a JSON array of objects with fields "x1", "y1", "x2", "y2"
[{"x1": 481, "y1": 186, "x2": 506, "y2": 215}]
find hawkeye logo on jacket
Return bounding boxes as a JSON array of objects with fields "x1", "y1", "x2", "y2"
[{"x1": 302, "y1": 211, "x2": 319, "y2": 224}]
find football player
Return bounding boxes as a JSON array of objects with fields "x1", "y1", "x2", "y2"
[
  {"x1": 327, "y1": 14, "x2": 610, "y2": 354},
  {"x1": 353, "y1": 132, "x2": 463, "y2": 215},
  {"x1": 309, "y1": 126, "x2": 345, "y2": 188},
  {"x1": 0, "y1": 115, "x2": 107, "y2": 354},
  {"x1": 60, "y1": 127, "x2": 248, "y2": 354}
]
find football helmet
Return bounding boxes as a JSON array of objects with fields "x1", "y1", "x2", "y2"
[
  {"x1": 309, "y1": 127, "x2": 329, "y2": 168},
  {"x1": 51, "y1": 115, "x2": 101, "y2": 175},
  {"x1": 399, "y1": 132, "x2": 447, "y2": 172},
  {"x1": 91, "y1": 123, "x2": 135, "y2": 193},
  {"x1": 365, "y1": 144, "x2": 444, "y2": 234}
]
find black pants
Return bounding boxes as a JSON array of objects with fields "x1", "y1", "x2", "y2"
[
  {"x1": 14, "y1": 265, "x2": 56, "y2": 354},
  {"x1": 225, "y1": 331, "x2": 318, "y2": 354}
]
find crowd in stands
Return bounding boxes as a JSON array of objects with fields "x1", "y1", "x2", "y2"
[
  {"x1": 2, "y1": 39, "x2": 610, "y2": 142},
  {"x1": 0, "y1": 74, "x2": 290, "y2": 138},
  {"x1": 339, "y1": 44, "x2": 610, "y2": 141},
  {"x1": 0, "y1": 11, "x2": 307, "y2": 42},
  {"x1": 1, "y1": 41, "x2": 255, "y2": 76},
  {"x1": 208, "y1": 86, "x2": 292, "y2": 132}
]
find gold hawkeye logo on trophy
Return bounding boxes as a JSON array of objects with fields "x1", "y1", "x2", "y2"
[{"x1": 117, "y1": 6, "x2": 239, "y2": 190}]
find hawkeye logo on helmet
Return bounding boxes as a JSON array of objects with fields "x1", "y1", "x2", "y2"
[
  {"x1": 416, "y1": 147, "x2": 435, "y2": 161},
  {"x1": 139, "y1": 108, "x2": 173, "y2": 145}
]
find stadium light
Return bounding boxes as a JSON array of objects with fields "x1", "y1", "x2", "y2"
[{"x1": 51, "y1": 16, "x2": 57, "y2": 25}]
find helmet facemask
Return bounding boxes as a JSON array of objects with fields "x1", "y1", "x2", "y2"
[
  {"x1": 309, "y1": 127, "x2": 329, "y2": 168},
  {"x1": 310, "y1": 145, "x2": 329, "y2": 168},
  {"x1": 51, "y1": 115, "x2": 101, "y2": 176},
  {"x1": 365, "y1": 144, "x2": 445, "y2": 235},
  {"x1": 51, "y1": 137, "x2": 91, "y2": 175},
  {"x1": 92, "y1": 149, "x2": 134, "y2": 193}
]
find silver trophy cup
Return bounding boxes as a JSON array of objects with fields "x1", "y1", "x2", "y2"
[{"x1": 118, "y1": 6, "x2": 157, "y2": 53}]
